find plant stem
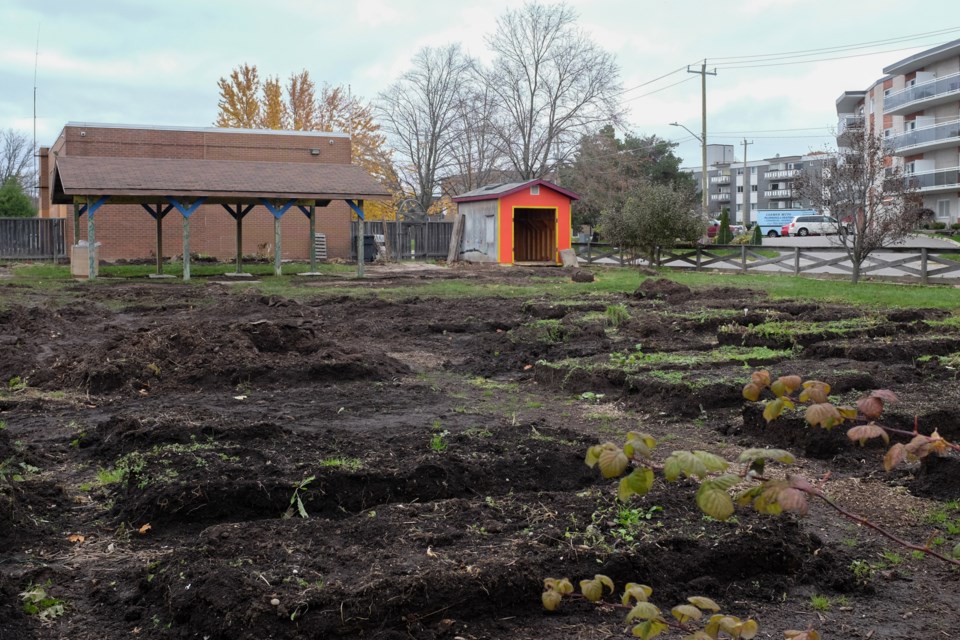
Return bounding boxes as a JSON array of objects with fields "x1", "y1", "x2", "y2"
[{"x1": 803, "y1": 486, "x2": 960, "y2": 567}]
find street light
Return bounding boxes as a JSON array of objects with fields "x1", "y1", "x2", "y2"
[{"x1": 670, "y1": 121, "x2": 708, "y2": 218}]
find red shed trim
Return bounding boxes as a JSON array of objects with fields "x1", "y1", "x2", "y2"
[{"x1": 452, "y1": 179, "x2": 579, "y2": 203}]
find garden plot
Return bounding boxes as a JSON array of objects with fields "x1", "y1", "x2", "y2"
[{"x1": 0, "y1": 270, "x2": 958, "y2": 640}]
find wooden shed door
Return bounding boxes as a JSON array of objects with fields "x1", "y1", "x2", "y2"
[{"x1": 513, "y1": 208, "x2": 556, "y2": 263}]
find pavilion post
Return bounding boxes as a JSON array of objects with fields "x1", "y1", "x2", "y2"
[
  {"x1": 183, "y1": 216, "x2": 191, "y2": 282},
  {"x1": 72, "y1": 203, "x2": 80, "y2": 247},
  {"x1": 156, "y1": 205, "x2": 164, "y2": 275},
  {"x1": 86, "y1": 197, "x2": 96, "y2": 280},
  {"x1": 236, "y1": 209, "x2": 243, "y2": 274},
  {"x1": 309, "y1": 203, "x2": 317, "y2": 272},
  {"x1": 274, "y1": 217, "x2": 282, "y2": 277}
]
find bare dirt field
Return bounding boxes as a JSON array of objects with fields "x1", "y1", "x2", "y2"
[{"x1": 1, "y1": 266, "x2": 958, "y2": 639}]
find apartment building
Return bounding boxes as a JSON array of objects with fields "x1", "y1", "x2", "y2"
[
  {"x1": 686, "y1": 146, "x2": 826, "y2": 221},
  {"x1": 836, "y1": 38, "x2": 960, "y2": 223}
]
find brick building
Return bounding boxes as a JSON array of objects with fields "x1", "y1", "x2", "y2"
[{"x1": 38, "y1": 123, "x2": 381, "y2": 262}]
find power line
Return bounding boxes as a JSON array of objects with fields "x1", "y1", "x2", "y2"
[
  {"x1": 616, "y1": 65, "x2": 688, "y2": 97},
  {"x1": 710, "y1": 26, "x2": 960, "y2": 62},
  {"x1": 717, "y1": 40, "x2": 960, "y2": 70},
  {"x1": 622, "y1": 75, "x2": 698, "y2": 103}
]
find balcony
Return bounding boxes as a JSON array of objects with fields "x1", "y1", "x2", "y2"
[
  {"x1": 765, "y1": 169, "x2": 802, "y2": 180},
  {"x1": 905, "y1": 166, "x2": 960, "y2": 195},
  {"x1": 837, "y1": 114, "x2": 865, "y2": 135},
  {"x1": 764, "y1": 189, "x2": 795, "y2": 199},
  {"x1": 890, "y1": 119, "x2": 960, "y2": 155},
  {"x1": 710, "y1": 175, "x2": 731, "y2": 185},
  {"x1": 884, "y1": 72, "x2": 960, "y2": 115},
  {"x1": 710, "y1": 192, "x2": 731, "y2": 202}
]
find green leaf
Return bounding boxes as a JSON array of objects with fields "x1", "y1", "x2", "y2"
[
  {"x1": 663, "y1": 455, "x2": 682, "y2": 482},
  {"x1": 542, "y1": 589, "x2": 562, "y2": 611},
  {"x1": 762, "y1": 398, "x2": 785, "y2": 423},
  {"x1": 622, "y1": 583, "x2": 653, "y2": 605},
  {"x1": 585, "y1": 445, "x2": 602, "y2": 468},
  {"x1": 696, "y1": 479, "x2": 735, "y2": 520},
  {"x1": 631, "y1": 619, "x2": 668, "y2": 640},
  {"x1": 598, "y1": 444, "x2": 630, "y2": 479},
  {"x1": 671, "y1": 604, "x2": 702, "y2": 623},
  {"x1": 737, "y1": 448, "x2": 796, "y2": 465},
  {"x1": 668, "y1": 450, "x2": 708, "y2": 479},
  {"x1": 692, "y1": 451, "x2": 729, "y2": 473},
  {"x1": 952, "y1": 542, "x2": 960, "y2": 560},
  {"x1": 619, "y1": 467, "x2": 655, "y2": 501},
  {"x1": 625, "y1": 601, "x2": 661, "y2": 622},
  {"x1": 687, "y1": 596, "x2": 721, "y2": 612},
  {"x1": 580, "y1": 578, "x2": 603, "y2": 602},
  {"x1": 296, "y1": 495, "x2": 308, "y2": 519},
  {"x1": 626, "y1": 432, "x2": 657, "y2": 451}
]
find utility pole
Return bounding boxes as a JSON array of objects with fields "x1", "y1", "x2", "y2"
[
  {"x1": 688, "y1": 60, "x2": 717, "y2": 217},
  {"x1": 741, "y1": 138, "x2": 754, "y2": 226}
]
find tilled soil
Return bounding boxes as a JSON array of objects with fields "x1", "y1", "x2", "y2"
[{"x1": 1, "y1": 268, "x2": 959, "y2": 640}]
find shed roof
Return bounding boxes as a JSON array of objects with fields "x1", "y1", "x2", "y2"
[
  {"x1": 452, "y1": 179, "x2": 579, "y2": 203},
  {"x1": 51, "y1": 156, "x2": 391, "y2": 204}
]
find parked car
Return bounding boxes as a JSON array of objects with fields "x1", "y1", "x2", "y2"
[
  {"x1": 780, "y1": 215, "x2": 845, "y2": 237},
  {"x1": 706, "y1": 219, "x2": 746, "y2": 239}
]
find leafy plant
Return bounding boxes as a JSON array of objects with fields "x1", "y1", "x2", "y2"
[
  {"x1": 604, "y1": 304, "x2": 630, "y2": 328},
  {"x1": 542, "y1": 574, "x2": 787, "y2": 640},
  {"x1": 7, "y1": 376, "x2": 27, "y2": 392},
  {"x1": 579, "y1": 391, "x2": 605, "y2": 404},
  {"x1": 809, "y1": 594, "x2": 830, "y2": 612},
  {"x1": 284, "y1": 476, "x2": 315, "y2": 519},
  {"x1": 20, "y1": 582, "x2": 65, "y2": 621},
  {"x1": 429, "y1": 430, "x2": 449, "y2": 453},
  {"x1": 743, "y1": 370, "x2": 960, "y2": 566}
]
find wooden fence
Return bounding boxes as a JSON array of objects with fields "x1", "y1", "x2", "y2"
[
  {"x1": 0, "y1": 218, "x2": 66, "y2": 261},
  {"x1": 573, "y1": 242, "x2": 960, "y2": 282},
  {"x1": 351, "y1": 221, "x2": 453, "y2": 261}
]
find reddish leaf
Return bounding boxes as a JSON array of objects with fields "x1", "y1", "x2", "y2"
[
  {"x1": 883, "y1": 443, "x2": 907, "y2": 471},
  {"x1": 856, "y1": 396, "x2": 884, "y2": 420},
  {"x1": 742, "y1": 382, "x2": 761, "y2": 402},
  {"x1": 870, "y1": 390, "x2": 898, "y2": 403},
  {"x1": 847, "y1": 423, "x2": 889, "y2": 446},
  {"x1": 751, "y1": 370, "x2": 771, "y2": 388},
  {"x1": 805, "y1": 403, "x2": 842, "y2": 429},
  {"x1": 777, "y1": 488, "x2": 809, "y2": 516},
  {"x1": 778, "y1": 375, "x2": 803, "y2": 392}
]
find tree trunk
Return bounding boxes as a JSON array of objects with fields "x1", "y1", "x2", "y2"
[{"x1": 851, "y1": 260, "x2": 861, "y2": 285}]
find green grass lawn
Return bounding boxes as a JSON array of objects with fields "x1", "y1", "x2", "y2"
[{"x1": 6, "y1": 259, "x2": 960, "y2": 311}]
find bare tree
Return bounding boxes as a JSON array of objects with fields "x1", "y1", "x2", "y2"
[
  {"x1": 483, "y1": 2, "x2": 622, "y2": 180},
  {"x1": 798, "y1": 132, "x2": 920, "y2": 284},
  {"x1": 444, "y1": 77, "x2": 505, "y2": 196},
  {"x1": 1, "y1": 129, "x2": 35, "y2": 190},
  {"x1": 377, "y1": 45, "x2": 471, "y2": 214}
]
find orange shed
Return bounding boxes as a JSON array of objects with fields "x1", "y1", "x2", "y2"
[{"x1": 451, "y1": 179, "x2": 579, "y2": 264}]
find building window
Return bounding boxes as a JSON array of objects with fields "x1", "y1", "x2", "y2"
[
  {"x1": 937, "y1": 200, "x2": 952, "y2": 220},
  {"x1": 750, "y1": 167, "x2": 757, "y2": 175},
  {"x1": 530, "y1": 185, "x2": 540, "y2": 195},
  {"x1": 751, "y1": 185, "x2": 758, "y2": 192}
]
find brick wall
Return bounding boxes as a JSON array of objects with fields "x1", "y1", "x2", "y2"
[{"x1": 43, "y1": 125, "x2": 356, "y2": 260}]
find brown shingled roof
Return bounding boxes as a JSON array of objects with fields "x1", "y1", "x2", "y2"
[{"x1": 52, "y1": 156, "x2": 391, "y2": 204}]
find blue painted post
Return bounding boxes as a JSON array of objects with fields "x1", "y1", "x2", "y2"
[
  {"x1": 86, "y1": 198, "x2": 95, "y2": 279},
  {"x1": 259, "y1": 199, "x2": 295, "y2": 276},
  {"x1": 83, "y1": 197, "x2": 108, "y2": 280},
  {"x1": 346, "y1": 200, "x2": 365, "y2": 278},
  {"x1": 297, "y1": 204, "x2": 318, "y2": 273},
  {"x1": 166, "y1": 198, "x2": 207, "y2": 281}
]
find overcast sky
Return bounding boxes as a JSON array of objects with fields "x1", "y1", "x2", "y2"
[{"x1": 2, "y1": 0, "x2": 958, "y2": 168}]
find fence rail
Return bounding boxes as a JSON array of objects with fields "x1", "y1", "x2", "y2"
[
  {"x1": 0, "y1": 218, "x2": 66, "y2": 261},
  {"x1": 573, "y1": 242, "x2": 960, "y2": 282},
  {"x1": 351, "y1": 221, "x2": 453, "y2": 261}
]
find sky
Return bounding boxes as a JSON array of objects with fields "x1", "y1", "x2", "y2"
[{"x1": 2, "y1": 0, "x2": 959, "y2": 171}]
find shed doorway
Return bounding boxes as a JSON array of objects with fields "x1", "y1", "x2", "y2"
[{"x1": 513, "y1": 208, "x2": 557, "y2": 263}]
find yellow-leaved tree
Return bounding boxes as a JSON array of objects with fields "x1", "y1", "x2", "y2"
[{"x1": 214, "y1": 65, "x2": 399, "y2": 220}]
